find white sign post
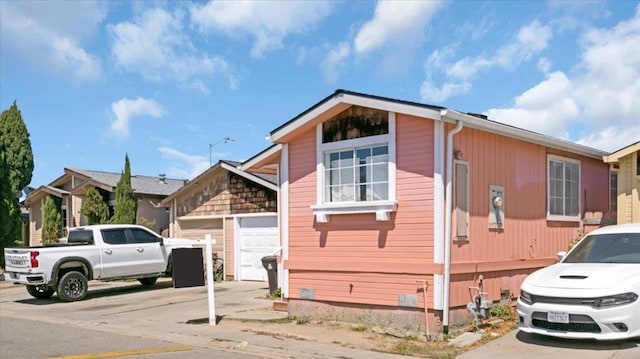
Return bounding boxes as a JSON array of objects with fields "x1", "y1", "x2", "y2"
[{"x1": 204, "y1": 234, "x2": 216, "y2": 326}]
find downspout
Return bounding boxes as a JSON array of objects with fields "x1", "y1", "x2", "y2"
[{"x1": 443, "y1": 119, "x2": 463, "y2": 335}]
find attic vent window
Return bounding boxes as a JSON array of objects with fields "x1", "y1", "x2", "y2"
[{"x1": 322, "y1": 106, "x2": 388, "y2": 143}]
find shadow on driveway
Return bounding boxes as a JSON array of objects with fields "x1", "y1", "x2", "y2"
[
  {"x1": 516, "y1": 331, "x2": 640, "y2": 350},
  {"x1": 15, "y1": 280, "x2": 228, "y2": 305}
]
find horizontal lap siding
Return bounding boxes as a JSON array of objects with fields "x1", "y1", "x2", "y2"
[
  {"x1": 448, "y1": 128, "x2": 611, "y2": 306},
  {"x1": 287, "y1": 115, "x2": 436, "y2": 307}
]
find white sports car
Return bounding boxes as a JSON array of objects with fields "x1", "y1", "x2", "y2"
[{"x1": 517, "y1": 223, "x2": 640, "y2": 340}]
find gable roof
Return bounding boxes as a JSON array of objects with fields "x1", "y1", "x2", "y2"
[
  {"x1": 65, "y1": 168, "x2": 186, "y2": 196},
  {"x1": 159, "y1": 160, "x2": 278, "y2": 206},
  {"x1": 267, "y1": 89, "x2": 607, "y2": 160},
  {"x1": 603, "y1": 141, "x2": 640, "y2": 163},
  {"x1": 24, "y1": 185, "x2": 70, "y2": 206}
]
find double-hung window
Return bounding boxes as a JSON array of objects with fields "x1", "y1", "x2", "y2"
[
  {"x1": 313, "y1": 107, "x2": 396, "y2": 222},
  {"x1": 547, "y1": 155, "x2": 580, "y2": 221},
  {"x1": 324, "y1": 145, "x2": 389, "y2": 202}
]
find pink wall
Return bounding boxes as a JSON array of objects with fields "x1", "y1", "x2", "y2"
[
  {"x1": 284, "y1": 115, "x2": 611, "y2": 309},
  {"x1": 286, "y1": 114, "x2": 437, "y2": 307},
  {"x1": 448, "y1": 126, "x2": 610, "y2": 305}
]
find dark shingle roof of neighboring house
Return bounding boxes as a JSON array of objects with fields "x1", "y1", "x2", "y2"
[{"x1": 67, "y1": 168, "x2": 186, "y2": 196}]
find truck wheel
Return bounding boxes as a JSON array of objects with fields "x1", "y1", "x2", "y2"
[
  {"x1": 26, "y1": 284, "x2": 55, "y2": 299},
  {"x1": 138, "y1": 277, "x2": 158, "y2": 286},
  {"x1": 57, "y1": 271, "x2": 88, "y2": 302}
]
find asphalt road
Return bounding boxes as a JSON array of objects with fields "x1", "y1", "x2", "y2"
[{"x1": 0, "y1": 316, "x2": 262, "y2": 359}]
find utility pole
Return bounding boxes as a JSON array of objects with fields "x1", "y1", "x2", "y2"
[{"x1": 209, "y1": 137, "x2": 235, "y2": 166}]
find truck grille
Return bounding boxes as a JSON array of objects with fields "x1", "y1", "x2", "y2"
[{"x1": 531, "y1": 311, "x2": 601, "y2": 333}]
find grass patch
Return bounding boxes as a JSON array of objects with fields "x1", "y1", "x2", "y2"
[
  {"x1": 489, "y1": 303, "x2": 514, "y2": 321},
  {"x1": 351, "y1": 324, "x2": 368, "y2": 332},
  {"x1": 266, "y1": 316, "x2": 296, "y2": 324},
  {"x1": 385, "y1": 339, "x2": 457, "y2": 359},
  {"x1": 296, "y1": 316, "x2": 310, "y2": 325}
]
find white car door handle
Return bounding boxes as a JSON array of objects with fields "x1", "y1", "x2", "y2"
[
  {"x1": 104, "y1": 249, "x2": 112, "y2": 255},
  {"x1": 136, "y1": 248, "x2": 144, "y2": 253}
]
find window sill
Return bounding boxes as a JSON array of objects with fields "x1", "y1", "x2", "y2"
[
  {"x1": 311, "y1": 201, "x2": 398, "y2": 223},
  {"x1": 546, "y1": 215, "x2": 581, "y2": 222}
]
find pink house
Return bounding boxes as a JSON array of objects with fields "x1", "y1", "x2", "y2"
[{"x1": 242, "y1": 90, "x2": 613, "y2": 333}]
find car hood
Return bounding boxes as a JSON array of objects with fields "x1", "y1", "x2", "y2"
[{"x1": 526, "y1": 263, "x2": 640, "y2": 290}]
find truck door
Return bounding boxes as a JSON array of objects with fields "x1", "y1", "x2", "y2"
[
  {"x1": 100, "y1": 228, "x2": 138, "y2": 278},
  {"x1": 124, "y1": 228, "x2": 167, "y2": 275}
]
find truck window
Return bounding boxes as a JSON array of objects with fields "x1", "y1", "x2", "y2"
[
  {"x1": 129, "y1": 228, "x2": 160, "y2": 244},
  {"x1": 67, "y1": 230, "x2": 94, "y2": 244},
  {"x1": 101, "y1": 229, "x2": 127, "y2": 245}
]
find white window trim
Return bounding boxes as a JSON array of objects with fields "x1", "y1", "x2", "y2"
[
  {"x1": 547, "y1": 154, "x2": 581, "y2": 222},
  {"x1": 313, "y1": 112, "x2": 397, "y2": 223}
]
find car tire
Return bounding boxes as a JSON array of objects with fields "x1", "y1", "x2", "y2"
[
  {"x1": 57, "y1": 271, "x2": 88, "y2": 302},
  {"x1": 26, "y1": 284, "x2": 55, "y2": 299},
  {"x1": 138, "y1": 277, "x2": 158, "y2": 286}
]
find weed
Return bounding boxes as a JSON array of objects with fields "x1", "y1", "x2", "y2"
[
  {"x1": 351, "y1": 324, "x2": 368, "y2": 332},
  {"x1": 489, "y1": 303, "x2": 514, "y2": 321},
  {"x1": 296, "y1": 316, "x2": 310, "y2": 325},
  {"x1": 266, "y1": 316, "x2": 295, "y2": 324}
]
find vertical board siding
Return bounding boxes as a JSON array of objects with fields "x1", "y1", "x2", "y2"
[
  {"x1": 225, "y1": 217, "x2": 235, "y2": 277},
  {"x1": 448, "y1": 127, "x2": 611, "y2": 306},
  {"x1": 287, "y1": 115, "x2": 436, "y2": 307}
]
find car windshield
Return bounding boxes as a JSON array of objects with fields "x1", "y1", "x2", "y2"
[{"x1": 563, "y1": 232, "x2": 640, "y2": 264}]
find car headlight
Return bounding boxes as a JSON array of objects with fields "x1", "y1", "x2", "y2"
[
  {"x1": 592, "y1": 292, "x2": 638, "y2": 308},
  {"x1": 519, "y1": 290, "x2": 533, "y2": 305}
]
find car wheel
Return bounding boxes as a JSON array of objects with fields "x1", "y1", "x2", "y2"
[
  {"x1": 57, "y1": 271, "x2": 88, "y2": 302},
  {"x1": 26, "y1": 284, "x2": 55, "y2": 299},
  {"x1": 138, "y1": 277, "x2": 158, "y2": 286}
]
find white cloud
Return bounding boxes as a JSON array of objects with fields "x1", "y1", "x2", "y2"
[
  {"x1": 486, "y1": 6, "x2": 640, "y2": 152},
  {"x1": 191, "y1": 1, "x2": 333, "y2": 58},
  {"x1": 158, "y1": 147, "x2": 210, "y2": 179},
  {"x1": 0, "y1": 1, "x2": 104, "y2": 82},
  {"x1": 109, "y1": 7, "x2": 237, "y2": 89},
  {"x1": 487, "y1": 71, "x2": 579, "y2": 139},
  {"x1": 354, "y1": 1, "x2": 443, "y2": 54},
  {"x1": 537, "y1": 58, "x2": 552, "y2": 73},
  {"x1": 321, "y1": 42, "x2": 351, "y2": 84},
  {"x1": 111, "y1": 97, "x2": 166, "y2": 137},
  {"x1": 421, "y1": 20, "x2": 553, "y2": 102}
]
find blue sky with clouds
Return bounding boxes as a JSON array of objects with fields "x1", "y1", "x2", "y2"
[{"x1": 1, "y1": 0, "x2": 639, "y2": 187}]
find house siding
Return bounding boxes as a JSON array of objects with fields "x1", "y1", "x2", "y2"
[
  {"x1": 286, "y1": 114, "x2": 436, "y2": 307},
  {"x1": 617, "y1": 152, "x2": 640, "y2": 224},
  {"x1": 447, "y1": 126, "x2": 611, "y2": 306}
]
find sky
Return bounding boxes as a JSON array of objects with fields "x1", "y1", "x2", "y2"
[{"x1": 1, "y1": 0, "x2": 639, "y2": 188}]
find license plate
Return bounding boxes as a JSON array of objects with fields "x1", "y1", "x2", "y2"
[
  {"x1": 548, "y1": 311, "x2": 569, "y2": 323},
  {"x1": 10, "y1": 259, "x2": 28, "y2": 267}
]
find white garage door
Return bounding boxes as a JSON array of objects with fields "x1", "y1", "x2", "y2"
[{"x1": 238, "y1": 216, "x2": 279, "y2": 281}]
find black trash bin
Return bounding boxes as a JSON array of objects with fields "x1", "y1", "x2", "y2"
[{"x1": 261, "y1": 255, "x2": 278, "y2": 295}]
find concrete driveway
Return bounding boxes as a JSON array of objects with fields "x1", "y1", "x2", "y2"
[
  {"x1": 0, "y1": 278, "x2": 407, "y2": 359},
  {"x1": 459, "y1": 329, "x2": 640, "y2": 359}
]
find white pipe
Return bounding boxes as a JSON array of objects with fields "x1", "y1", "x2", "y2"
[{"x1": 443, "y1": 120, "x2": 463, "y2": 334}]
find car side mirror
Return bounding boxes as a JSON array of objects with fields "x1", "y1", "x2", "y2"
[{"x1": 556, "y1": 251, "x2": 567, "y2": 261}]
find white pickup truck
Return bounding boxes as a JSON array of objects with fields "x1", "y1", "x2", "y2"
[{"x1": 3, "y1": 224, "x2": 192, "y2": 302}]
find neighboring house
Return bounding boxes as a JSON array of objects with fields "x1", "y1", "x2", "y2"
[
  {"x1": 25, "y1": 168, "x2": 185, "y2": 245},
  {"x1": 242, "y1": 89, "x2": 612, "y2": 332},
  {"x1": 604, "y1": 141, "x2": 640, "y2": 224},
  {"x1": 160, "y1": 160, "x2": 278, "y2": 281}
]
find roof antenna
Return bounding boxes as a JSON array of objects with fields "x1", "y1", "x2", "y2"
[{"x1": 209, "y1": 137, "x2": 235, "y2": 166}]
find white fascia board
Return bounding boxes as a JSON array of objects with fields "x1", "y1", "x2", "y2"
[
  {"x1": 239, "y1": 144, "x2": 282, "y2": 171},
  {"x1": 220, "y1": 162, "x2": 278, "y2": 192},
  {"x1": 441, "y1": 109, "x2": 608, "y2": 160},
  {"x1": 269, "y1": 93, "x2": 442, "y2": 142},
  {"x1": 603, "y1": 142, "x2": 640, "y2": 163}
]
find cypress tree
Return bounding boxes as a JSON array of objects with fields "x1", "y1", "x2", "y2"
[
  {"x1": 81, "y1": 186, "x2": 109, "y2": 225},
  {"x1": 112, "y1": 154, "x2": 137, "y2": 224},
  {"x1": 0, "y1": 101, "x2": 34, "y2": 262},
  {"x1": 42, "y1": 195, "x2": 62, "y2": 244}
]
